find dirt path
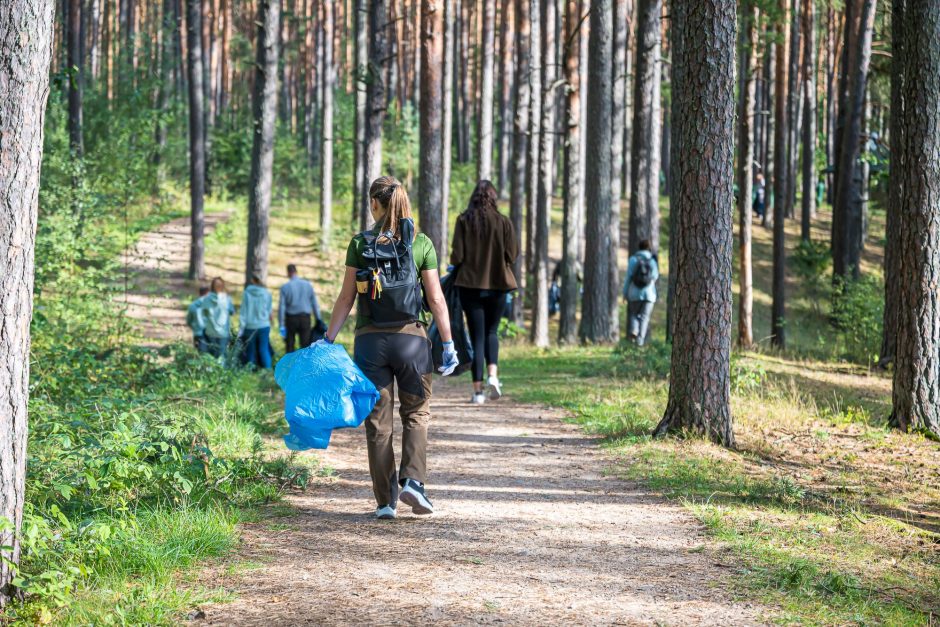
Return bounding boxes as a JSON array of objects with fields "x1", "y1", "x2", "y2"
[
  {"x1": 196, "y1": 379, "x2": 763, "y2": 626},
  {"x1": 124, "y1": 212, "x2": 765, "y2": 625},
  {"x1": 121, "y1": 211, "x2": 231, "y2": 344}
]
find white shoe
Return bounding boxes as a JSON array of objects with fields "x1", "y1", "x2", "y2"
[
  {"x1": 471, "y1": 392, "x2": 486, "y2": 405},
  {"x1": 399, "y1": 479, "x2": 434, "y2": 515},
  {"x1": 486, "y1": 376, "x2": 502, "y2": 401},
  {"x1": 375, "y1": 505, "x2": 397, "y2": 519}
]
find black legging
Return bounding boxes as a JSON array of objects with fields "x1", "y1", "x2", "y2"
[{"x1": 459, "y1": 288, "x2": 505, "y2": 383}]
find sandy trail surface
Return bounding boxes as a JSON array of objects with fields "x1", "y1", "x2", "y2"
[
  {"x1": 198, "y1": 379, "x2": 763, "y2": 626},
  {"x1": 126, "y1": 214, "x2": 765, "y2": 626}
]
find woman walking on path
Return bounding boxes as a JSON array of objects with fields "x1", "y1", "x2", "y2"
[
  {"x1": 324, "y1": 176, "x2": 458, "y2": 520},
  {"x1": 201, "y1": 277, "x2": 235, "y2": 359},
  {"x1": 239, "y1": 275, "x2": 274, "y2": 369},
  {"x1": 450, "y1": 180, "x2": 519, "y2": 405}
]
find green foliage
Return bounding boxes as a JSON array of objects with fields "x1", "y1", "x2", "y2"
[
  {"x1": 730, "y1": 356, "x2": 768, "y2": 395},
  {"x1": 831, "y1": 276, "x2": 884, "y2": 365},
  {"x1": 791, "y1": 239, "x2": 831, "y2": 290}
]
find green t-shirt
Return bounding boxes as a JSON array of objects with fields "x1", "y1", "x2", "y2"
[{"x1": 345, "y1": 230, "x2": 439, "y2": 329}]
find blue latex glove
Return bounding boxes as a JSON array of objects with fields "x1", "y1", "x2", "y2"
[
  {"x1": 439, "y1": 341, "x2": 458, "y2": 376},
  {"x1": 279, "y1": 326, "x2": 287, "y2": 339}
]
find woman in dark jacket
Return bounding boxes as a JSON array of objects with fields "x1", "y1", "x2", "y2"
[{"x1": 450, "y1": 180, "x2": 519, "y2": 404}]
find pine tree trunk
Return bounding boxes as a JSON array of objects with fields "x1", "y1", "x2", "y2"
[
  {"x1": 559, "y1": 0, "x2": 582, "y2": 344},
  {"x1": 186, "y1": 0, "x2": 206, "y2": 280},
  {"x1": 628, "y1": 0, "x2": 662, "y2": 254},
  {"x1": 363, "y1": 0, "x2": 388, "y2": 230},
  {"x1": 67, "y1": 0, "x2": 84, "y2": 156},
  {"x1": 655, "y1": 0, "x2": 736, "y2": 447},
  {"x1": 771, "y1": 0, "x2": 788, "y2": 348},
  {"x1": 509, "y1": 0, "x2": 529, "y2": 327},
  {"x1": 354, "y1": 0, "x2": 368, "y2": 227},
  {"x1": 532, "y1": 0, "x2": 557, "y2": 347},
  {"x1": 891, "y1": 0, "x2": 940, "y2": 437},
  {"x1": 419, "y1": 0, "x2": 445, "y2": 258},
  {"x1": 786, "y1": 0, "x2": 800, "y2": 220},
  {"x1": 457, "y1": 0, "x2": 471, "y2": 162},
  {"x1": 800, "y1": 0, "x2": 816, "y2": 241},
  {"x1": 738, "y1": 2, "x2": 757, "y2": 349},
  {"x1": 525, "y1": 0, "x2": 542, "y2": 279},
  {"x1": 834, "y1": 0, "x2": 875, "y2": 281},
  {"x1": 320, "y1": 0, "x2": 335, "y2": 250},
  {"x1": 763, "y1": 43, "x2": 775, "y2": 228},
  {"x1": 496, "y1": 0, "x2": 514, "y2": 198},
  {"x1": 880, "y1": 0, "x2": 904, "y2": 368},
  {"x1": 622, "y1": 0, "x2": 634, "y2": 200},
  {"x1": 477, "y1": 0, "x2": 495, "y2": 181},
  {"x1": 245, "y1": 0, "x2": 280, "y2": 284},
  {"x1": 825, "y1": 6, "x2": 838, "y2": 204},
  {"x1": 579, "y1": 0, "x2": 615, "y2": 344},
  {"x1": 0, "y1": 0, "x2": 53, "y2": 605},
  {"x1": 442, "y1": 0, "x2": 454, "y2": 215},
  {"x1": 607, "y1": 0, "x2": 627, "y2": 336}
]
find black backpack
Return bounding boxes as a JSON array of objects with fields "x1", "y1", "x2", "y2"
[
  {"x1": 356, "y1": 218, "x2": 424, "y2": 328},
  {"x1": 631, "y1": 254, "x2": 655, "y2": 288}
]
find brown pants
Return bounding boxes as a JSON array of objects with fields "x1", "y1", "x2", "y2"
[{"x1": 354, "y1": 325, "x2": 433, "y2": 507}]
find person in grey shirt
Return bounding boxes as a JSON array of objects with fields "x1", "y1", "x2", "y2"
[
  {"x1": 623, "y1": 240, "x2": 660, "y2": 347},
  {"x1": 279, "y1": 264, "x2": 322, "y2": 352}
]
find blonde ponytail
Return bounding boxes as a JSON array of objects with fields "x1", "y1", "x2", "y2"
[{"x1": 369, "y1": 176, "x2": 413, "y2": 242}]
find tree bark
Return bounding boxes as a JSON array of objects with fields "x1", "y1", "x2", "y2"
[
  {"x1": 532, "y1": 0, "x2": 558, "y2": 348},
  {"x1": 655, "y1": 0, "x2": 736, "y2": 448},
  {"x1": 362, "y1": 0, "x2": 388, "y2": 230},
  {"x1": 509, "y1": 0, "x2": 529, "y2": 327},
  {"x1": 496, "y1": 0, "x2": 514, "y2": 197},
  {"x1": 67, "y1": 0, "x2": 84, "y2": 156},
  {"x1": 354, "y1": 0, "x2": 368, "y2": 227},
  {"x1": 559, "y1": 0, "x2": 582, "y2": 345},
  {"x1": 833, "y1": 0, "x2": 876, "y2": 281},
  {"x1": 628, "y1": 0, "x2": 662, "y2": 254},
  {"x1": 477, "y1": 0, "x2": 495, "y2": 181},
  {"x1": 800, "y1": 0, "x2": 816, "y2": 241},
  {"x1": 0, "y1": 0, "x2": 53, "y2": 604},
  {"x1": 419, "y1": 0, "x2": 445, "y2": 258},
  {"x1": 245, "y1": 0, "x2": 280, "y2": 285},
  {"x1": 321, "y1": 0, "x2": 335, "y2": 250},
  {"x1": 579, "y1": 0, "x2": 615, "y2": 344},
  {"x1": 526, "y1": 0, "x2": 542, "y2": 279},
  {"x1": 607, "y1": 0, "x2": 627, "y2": 337},
  {"x1": 771, "y1": 0, "x2": 788, "y2": 348},
  {"x1": 737, "y1": 2, "x2": 758, "y2": 349},
  {"x1": 442, "y1": 0, "x2": 454, "y2": 216},
  {"x1": 786, "y1": 0, "x2": 800, "y2": 220},
  {"x1": 880, "y1": 0, "x2": 904, "y2": 368},
  {"x1": 186, "y1": 0, "x2": 206, "y2": 281},
  {"x1": 891, "y1": 0, "x2": 940, "y2": 438}
]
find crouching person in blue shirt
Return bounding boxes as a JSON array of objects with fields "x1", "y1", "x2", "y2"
[
  {"x1": 240, "y1": 274, "x2": 274, "y2": 369},
  {"x1": 623, "y1": 239, "x2": 659, "y2": 347},
  {"x1": 186, "y1": 285, "x2": 210, "y2": 353}
]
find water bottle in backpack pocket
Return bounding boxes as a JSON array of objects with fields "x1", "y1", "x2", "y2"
[{"x1": 356, "y1": 218, "x2": 425, "y2": 328}]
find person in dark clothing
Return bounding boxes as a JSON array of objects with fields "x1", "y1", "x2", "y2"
[
  {"x1": 752, "y1": 172, "x2": 767, "y2": 221},
  {"x1": 279, "y1": 264, "x2": 321, "y2": 353},
  {"x1": 450, "y1": 180, "x2": 519, "y2": 405},
  {"x1": 325, "y1": 176, "x2": 457, "y2": 520}
]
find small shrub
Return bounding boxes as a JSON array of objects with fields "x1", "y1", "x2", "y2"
[{"x1": 831, "y1": 276, "x2": 884, "y2": 365}]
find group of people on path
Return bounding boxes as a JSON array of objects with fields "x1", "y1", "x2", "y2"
[
  {"x1": 184, "y1": 175, "x2": 661, "y2": 520},
  {"x1": 185, "y1": 265, "x2": 324, "y2": 367}
]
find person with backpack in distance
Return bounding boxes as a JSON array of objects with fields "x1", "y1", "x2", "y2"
[
  {"x1": 449, "y1": 180, "x2": 518, "y2": 405},
  {"x1": 324, "y1": 176, "x2": 458, "y2": 520},
  {"x1": 623, "y1": 239, "x2": 660, "y2": 347},
  {"x1": 279, "y1": 264, "x2": 322, "y2": 353},
  {"x1": 239, "y1": 274, "x2": 274, "y2": 369},
  {"x1": 201, "y1": 277, "x2": 236, "y2": 359},
  {"x1": 186, "y1": 285, "x2": 210, "y2": 353}
]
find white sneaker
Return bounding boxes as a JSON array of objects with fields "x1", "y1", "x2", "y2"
[
  {"x1": 471, "y1": 392, "x2": 486, "y2": 405},
  {"x1": 375, "y1": 505, "x2": 397, "y2": 519},
  {"x1": 486, "y1": 376, "x2": 502, "y2": 401}
]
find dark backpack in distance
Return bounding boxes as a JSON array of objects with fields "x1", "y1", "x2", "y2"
[
  {"x1": 356, "y1": 218, "x2": 424, "y2": 328},
  {"x1": 631, "y1": 255, "x2": 655, "y2": 288}
]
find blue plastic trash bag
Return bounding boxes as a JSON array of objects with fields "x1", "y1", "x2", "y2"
[{"x1": 275, "y1": 341, "x2": 380, "y2": 450}]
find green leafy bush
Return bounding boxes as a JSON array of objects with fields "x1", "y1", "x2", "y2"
[{"x1": 831, "y1": 276, "x2": 884, "y2": 365}]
